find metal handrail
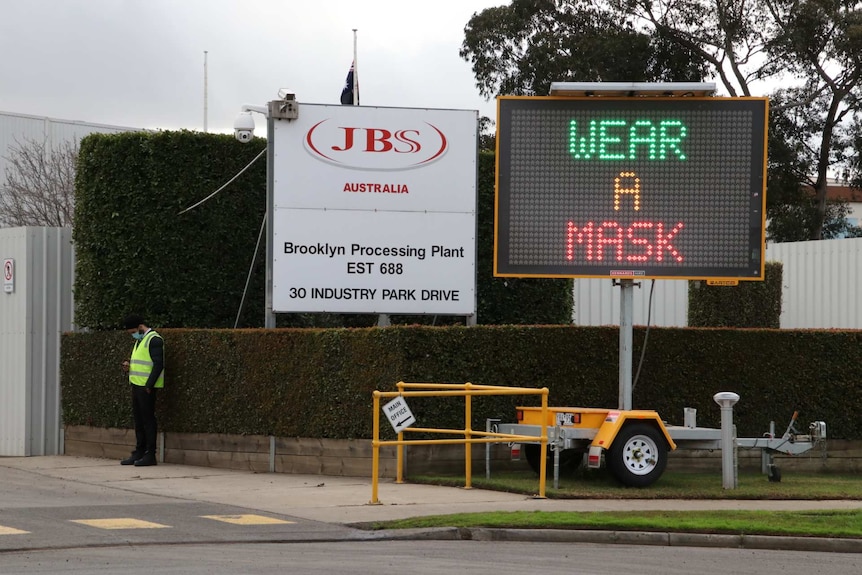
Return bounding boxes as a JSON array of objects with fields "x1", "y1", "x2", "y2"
[{"x1": 370, "y1": 381, "x2": 549, "y2": 504}]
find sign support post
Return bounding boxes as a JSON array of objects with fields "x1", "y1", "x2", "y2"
[
  {"x1": 618, "y1": 279, "x2": 634, "y2": 410},
  {"x1": 265, "y1": 110, "x2": 276, "y2": 328}
]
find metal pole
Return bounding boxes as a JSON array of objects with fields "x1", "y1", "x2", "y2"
[
  {"x1": 464, "y1": 382, "x2": 472, "y2": 489},
  {"x1": 352, "y1": 29, "x2": 359, "y2": 106},
  {"x1": 269, "y1": 436, "x2": 275, "y2": 473},
  {"x1": 762, "y1": 421, "x2": 775, "y2": 474},
  {"x1": 714, "y1": 392, "x2": 740, "y2": 489},
  {"x1": 485, "y1": 418, "x2": 499, "y2": 480},
  {"x1": 619, "y1": 280, "x2": 633, "y2": 410},
  {"x1": 370, "y1": 391, "x2": 381, "y2": 504},
  {"x1": 396, "y1": 381, "x2": 405, "y2": 482},
  {"x1": 264, "y1": 113, "x2": 276, "y2": 328},
  {"x1": 552, "y1": 426, "x2": 560, "y2": 489},
  {"x1": 203, "y1": 51, "x2": 208, "y2": 132},
  {"x1": 537, "y1": 388, "x2": 548, "y2": 498},
  {"x1": 396, "y1": 431, "x2": 404, "y2": 483}
]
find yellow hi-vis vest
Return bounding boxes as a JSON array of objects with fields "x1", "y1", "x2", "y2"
[{"x1": 129, "y1": 330, "x2": 165, "y2": 388}]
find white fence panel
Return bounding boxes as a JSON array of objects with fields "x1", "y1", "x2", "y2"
[
  {"x1": 573, "y1": 278, "x2": 689, "y2": 327},
  {"x1": 766, "y1": 237, "x2": 862, "y2": 329},
  {"x1": 0, "y1": 227, "x2": 73, "y2": 456},
  {"x1": 573, "y1": 238, "x2": 862, "y2": 329}
]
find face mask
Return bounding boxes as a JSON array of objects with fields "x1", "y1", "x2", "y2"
[{"x1": 132, "y1": 332, "x2": 144, "y2": 340}]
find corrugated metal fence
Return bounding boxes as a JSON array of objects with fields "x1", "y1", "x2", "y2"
[
  {"x1": 766, "y1": 237, "x2": 862, "y2": 329},
  {"x1": 574, "y1": 237, "x2": 862, "y2": 329},
  {"x1": 0, "y1": 227, "x2": 73, "y2": 456},
  {"x1": 573, "y1": 278, "x2": 688, "y2": 327}
]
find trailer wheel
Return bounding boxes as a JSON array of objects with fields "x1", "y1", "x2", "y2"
[
  {"x1": 606, "y1": 423, "x2": 668, "y2": 487},
  {"x1": 523, "y1": 444, "x2": 582, "y2": 476}
]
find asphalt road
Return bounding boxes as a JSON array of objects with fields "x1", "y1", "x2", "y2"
[
  {"x1": 2, "y1": 455, "x2": 862, "y2": 574},
  {"x1": 0, "y1": 463, "x2": 355, "y2": 553}
]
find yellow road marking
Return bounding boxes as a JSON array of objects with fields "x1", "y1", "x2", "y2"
[
  {"x1": 200, "y1": 514, "x2": 295, "y2": 525},
  {"x1": 70, "y1": 518, "x2": 171, "y2": 530},
  {"x1": 0, "y1": 525, "x2": 30, "y2": 535}
]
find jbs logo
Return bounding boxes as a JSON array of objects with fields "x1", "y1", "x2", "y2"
[
  {"x1": 304, "y1": 119, "x2": 448, "y2": 170},
  {"x1": 332, "y1": 127, "x2": 421, "y2": 153}
]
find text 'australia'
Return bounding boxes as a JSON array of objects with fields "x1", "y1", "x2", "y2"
[{"x1": 344, "y1": 183, "x2": 409, "y2": 194}]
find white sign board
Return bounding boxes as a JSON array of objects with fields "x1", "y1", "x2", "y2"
[
  {"x1": 272, "y1": 104, "x2": 477, "y2": 315},
  {"x1": 382, "y1": 396, "x2": 416, "y2": 434},
  {"x1": 3, "y1": 258, "x2": 13, "y2": 293}
]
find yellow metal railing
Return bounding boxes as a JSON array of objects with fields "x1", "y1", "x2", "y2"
[{"x1": 370, "y1": 381, "x2": 549, "y2": 504}]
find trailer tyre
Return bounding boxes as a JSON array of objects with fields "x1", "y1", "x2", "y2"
[{"x1": 607, "y1": 423, "x2": 668, "y2": 487}]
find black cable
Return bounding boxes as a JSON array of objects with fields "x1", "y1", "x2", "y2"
[
  {"x1": 632, "y1": 279, "x2": 656, "y2": 394},
  {"x1": 234, "y1": 213, "x2": 266, "y2": 328}
]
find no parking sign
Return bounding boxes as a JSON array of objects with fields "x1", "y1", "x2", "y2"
[{"x1": 3, "y1": 258, "x2": 13, "y2": 293}]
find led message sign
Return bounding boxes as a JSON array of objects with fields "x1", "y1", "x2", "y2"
[{"x1": 494, "y1": 97, "x2": 768, "y2": 279}]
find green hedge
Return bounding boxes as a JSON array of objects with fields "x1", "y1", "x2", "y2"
[
  {"x1": 61, "y1": 325, "x2": 862, "y2": 439},
  {"x1": 74, "y1": 131, "x2": 267, "y2": 329},
  {"x1": 688, "y1": 262, "x2": 783, "y2": 327},
  {"x1": 73, "y1": 136, "x2": 571, "y2": 329}
]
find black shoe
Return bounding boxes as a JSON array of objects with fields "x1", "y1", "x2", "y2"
[
  {"x1": 121, "y1": 452, "x2": 143, "y2": 465},
  {"x1": 133, "y1": 452, "x2": 157, "y2": 467}
]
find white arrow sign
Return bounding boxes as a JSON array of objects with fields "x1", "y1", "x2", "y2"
[{"x1": 382, "y1": 396, "x2": 416, "y2": 434}]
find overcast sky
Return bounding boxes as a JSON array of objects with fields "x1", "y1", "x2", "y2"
[{"x1": 0, "y1": 0, "x2": 503, "y2": 135}]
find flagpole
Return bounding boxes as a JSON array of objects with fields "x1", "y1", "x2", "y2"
[
  {"x1": 352, "y1": 28, "x2": 359, "y2": 106},
  {"x1": 352, "y1": 26, "x2": 384, "y2": 325},
  {"x1": 203, "y1": 50, "x2": 208, "y2": 132}
]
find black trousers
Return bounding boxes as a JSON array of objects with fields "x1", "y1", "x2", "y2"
[{"x1": 131, "y1": 385, "x2": 158, "y2": 454}]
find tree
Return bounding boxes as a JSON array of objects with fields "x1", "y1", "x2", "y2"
[
  {"x1": 0, "y1": 136, "x2": 77, "y2": 227},
  {"x1": 611, "y1": 0, "x2": 862, "y2": 239},
  {"x1": 460, "y1": 0, "x2": 709, "y2": 99},
  {"x1": 767, "y1": 88, "x2": 862, "y2": 240},
  {"x1": 478, "y1": 116, "x2": 496, "y2": 151},
  {"x1": 845, "y1": 116, "x2": 862, "y2": 188}
]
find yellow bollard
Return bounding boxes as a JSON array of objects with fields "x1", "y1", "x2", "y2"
[
  {"x1": 370, "y1": 391, "x2": 382, "y2": 504},
  {"x1": 537, "y1": 388, "x2": 548, "y2": 499},
  {"x1": 396, "y1": 381, "x2": 405, "y2": 483},
  {"x1": 464, "y1": 382, "x2": 472, "y2": 489}
]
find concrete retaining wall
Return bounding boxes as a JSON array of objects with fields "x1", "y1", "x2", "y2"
[{"x1": 63, "y1": 425, "x2": 861, "y2": 478}]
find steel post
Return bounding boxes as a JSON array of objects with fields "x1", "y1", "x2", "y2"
[
  {"x1": 619, "y1": 280, "x2": 633, "y2": 410},
  {"x1": 714, "y1": 392, "x2": 740, "y2": 489}
]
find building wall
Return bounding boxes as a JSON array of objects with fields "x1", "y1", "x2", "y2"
[
  {"x1": 0, "y1": 227, "x2": 73, "y2": 455},
  {"x1": 826, "y1": 184, "x2": 861, "y2": 235},
  {"x1": 0, "y1": 110, "x2": 137, "y2": 210}
]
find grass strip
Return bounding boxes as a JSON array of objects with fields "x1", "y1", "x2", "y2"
[
  {"x1": 408, "y1": 471, "x2": 862, "y2": 500},
  {"x1": 366, "y1": 509, "x2": 862, "y2": 539}
]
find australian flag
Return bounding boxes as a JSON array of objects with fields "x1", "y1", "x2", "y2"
[{"x1": 340, "y1": 61, "x2": 356, "y2": 105}]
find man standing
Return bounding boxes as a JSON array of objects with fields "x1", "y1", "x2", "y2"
[{"x1": 119, "y1": 314, "x2": 164, "y2": 466}]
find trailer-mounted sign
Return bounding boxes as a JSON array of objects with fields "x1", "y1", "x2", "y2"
[{"x1": 494, "y1": 97, "x2": 768, "y2": 280}]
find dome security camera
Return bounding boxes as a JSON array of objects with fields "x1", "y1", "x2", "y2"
[{"x1": 234, "y1": 112, "x2": 255, "y2": 143}]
